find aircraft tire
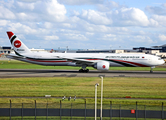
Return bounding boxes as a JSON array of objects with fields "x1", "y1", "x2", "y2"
[
  {"x1": 79, "y1": 69, "x2": 83, "y2": 72},
  {"x1": 79, "y1": 69, "x2": 89, "y2": 73},
  {"x1": 86, "y1": 69, "x2": 89, "y2": 73}
]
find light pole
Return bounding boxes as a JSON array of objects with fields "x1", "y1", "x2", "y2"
[
  {"x1": 95, "y1": 83, "x2": 99, "y2": 120},
  {"x1": 100, "y1": 76, "x2": 103, "y2": 120}
]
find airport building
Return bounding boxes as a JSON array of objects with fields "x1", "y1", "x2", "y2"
[
  {"x1": 133, "y1": 44, "x2": 166, "y2": 58},
  {"x1": 0, "y1": 46, "x2": 12, "y2": 57}
]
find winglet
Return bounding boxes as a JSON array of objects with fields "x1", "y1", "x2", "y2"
[{"x1": 7, "y1": 31, "x2": 14, "y2": 39}]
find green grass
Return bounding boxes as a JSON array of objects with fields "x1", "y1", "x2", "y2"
[
  {"x1": 0, "y1": 77, "x2": 166, "y2": 106},
  {"x1": 0, "y1": 60, "x2": 166, "y2": 71},
  {"x1": 0, "y1": 77, "x2": 166, "y2": 98},
  {"x1": 0, "y1": 60, "x2": 83, "y2": 70}
]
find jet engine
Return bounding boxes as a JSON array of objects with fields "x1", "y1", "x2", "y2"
[{"x1": 93, "y1": 61, "x2": 110, "y2": 71}]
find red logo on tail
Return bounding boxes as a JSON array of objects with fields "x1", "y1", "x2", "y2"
[{"x1": 14, "y1": 40, "x2": 21, "y2": 48}]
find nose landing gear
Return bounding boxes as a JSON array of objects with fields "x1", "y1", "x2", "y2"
[{"x1": 150, "y1": 66, "x2": 155, "y2": 73}]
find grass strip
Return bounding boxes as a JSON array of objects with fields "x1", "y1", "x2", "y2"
[{"x1": 0, "y1": 77, "x2": 166, "y2": 105}]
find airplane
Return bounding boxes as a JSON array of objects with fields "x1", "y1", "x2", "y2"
[{"x1": 6, "y1": 31, "x2": 165, "y2": 73}]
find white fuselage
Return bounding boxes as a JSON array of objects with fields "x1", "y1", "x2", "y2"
[{"x1": 7, "y1": 52, "x2": 165, "y2": 67}]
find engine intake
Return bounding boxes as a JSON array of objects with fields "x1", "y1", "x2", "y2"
[{"x1": 93, "y1": 61, "x2": 110, "y2": 71}]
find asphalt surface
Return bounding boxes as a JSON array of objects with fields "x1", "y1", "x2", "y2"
[{"x1": 0, "y1": 69, "x2": 166, "y2": 78}]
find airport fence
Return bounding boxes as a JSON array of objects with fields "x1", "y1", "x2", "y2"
[{"x1": 0, "y1": 100, "x2": 166, "y2": 119}]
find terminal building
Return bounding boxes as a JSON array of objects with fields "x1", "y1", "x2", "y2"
[
  {"x1": 133, "y1": 44, "x2": 166, "y2": 58},
  {"x1": 133, "y1": 44, "x2": 166, "y2": 52},
  {"x1": 0, "y1": 46, "x2": 12, "y2": 57}
]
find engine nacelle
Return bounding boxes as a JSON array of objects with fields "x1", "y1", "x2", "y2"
[{"x1": 93, "y1": 61, "x2": 110, "y2": 71}]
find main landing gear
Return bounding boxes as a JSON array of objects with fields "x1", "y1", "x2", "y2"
[
  {"x1": 79, "y1": 69, "x2": 89, "y2": 73},
  {"x1": 79, "y1": 64, "x2": 89, "y2": 73}
]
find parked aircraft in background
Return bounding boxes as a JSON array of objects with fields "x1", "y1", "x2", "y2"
[{"x1": 6, "y1": 31, "x2": 165, "y2": 73}]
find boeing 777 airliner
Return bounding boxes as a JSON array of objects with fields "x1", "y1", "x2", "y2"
[{"x1": 6, "y1": 31, "x2": 165, "y2": 73}]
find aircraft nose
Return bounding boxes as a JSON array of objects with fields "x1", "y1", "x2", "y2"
[
  {"x1": 159, "y1": 59, "x2": 165, "y2": 65},
  {"x1": 162, "y1": 59, "x2": 165, "y2": 64}
]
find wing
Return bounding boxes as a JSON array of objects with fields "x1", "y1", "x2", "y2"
[{"x1": 56, "y1": 56, "x2": 97, "y2": 65}]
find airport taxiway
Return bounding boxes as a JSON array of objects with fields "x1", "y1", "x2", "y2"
[{"x1": 0, "y1": 69, "x2": 166, "y2": 78}]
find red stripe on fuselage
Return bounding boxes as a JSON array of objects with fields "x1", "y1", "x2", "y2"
[
  {"x1": 112, "y1": 59, "x2": 149, "y2": 67},
  {"x1": 27, "y1": 58, "x2": 70, "y2": 63},
  {"x1": 26, "y1": 58, "x2": 149, "y2": 67},
  {"x1": 85, "y1": 58, "x2": 149, "y2": 67}
]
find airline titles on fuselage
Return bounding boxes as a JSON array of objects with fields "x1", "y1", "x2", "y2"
[
  {"x1": 105, "y1": 56, "x2": 141, "y2": 59},
  {"x1": 17, "y1": 49, "x2": 25, "y2": 51}
]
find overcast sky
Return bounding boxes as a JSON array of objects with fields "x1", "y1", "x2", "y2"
[{"x1": 1, "y1": 0, "x2": 166, "y2": 50}]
